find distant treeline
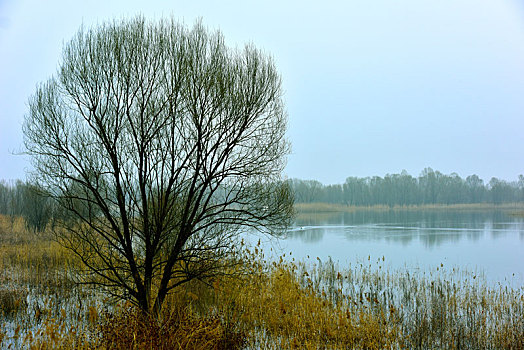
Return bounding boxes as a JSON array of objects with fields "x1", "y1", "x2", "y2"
[
  {"x1": 288, "y1": 168, "x2": 524, "y2": 206},
  {"x1": 2, "y1": 168, "x2": 523, "y2": 231}
]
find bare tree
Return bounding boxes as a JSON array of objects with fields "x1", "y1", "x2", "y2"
[{"x1": 24, "y1": 17, "x2": 293, "y2": 317}]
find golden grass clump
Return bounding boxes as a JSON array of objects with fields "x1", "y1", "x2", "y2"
[{"x1": 97, "y1": 302, "x2": 245, "y2": 350}]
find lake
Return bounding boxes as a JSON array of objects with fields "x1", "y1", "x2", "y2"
[{"x1": 252, "y1": 209, "x2": 524, "y2": 287}]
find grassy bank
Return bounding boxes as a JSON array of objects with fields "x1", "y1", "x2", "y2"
[
  {"x1": 295, "y1": 202, "x2": 524, "y2": 213},
  {"x1": 0, "y1": 215, "x2": 523, "y2": 349}
]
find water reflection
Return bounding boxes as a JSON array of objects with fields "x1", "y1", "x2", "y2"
[
  {"x1": 281, "y1": 210, "x2": 524, "y2": 285},
  {"x1": 290, "y1": 210, "x2": 524, "y2": 247}
]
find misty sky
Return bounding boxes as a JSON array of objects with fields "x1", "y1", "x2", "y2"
[{"x1": 1, "y1": 0, "x2": 524, "y2": 184}]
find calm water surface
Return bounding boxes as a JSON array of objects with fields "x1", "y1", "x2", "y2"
[{"x1": 254, "y1": 210, "x2": 524, "y2": 287}]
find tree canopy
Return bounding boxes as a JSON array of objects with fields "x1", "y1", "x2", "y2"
[{"x1": 24, "y1": 17, "x2": 293, "y2": 317}]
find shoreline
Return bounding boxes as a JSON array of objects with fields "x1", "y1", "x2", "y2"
[{"x1": 295, "y1": 202, "x2": 524, "y2": 213}]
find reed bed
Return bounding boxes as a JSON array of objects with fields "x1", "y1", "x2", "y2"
[
  {"x1": 0, "y1": 215, "x2": 523, "y2": 349},
  {"x1": 206, "y1": 244, "x2": 524, "y2": 349}
]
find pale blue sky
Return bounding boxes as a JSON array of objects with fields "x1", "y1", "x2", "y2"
[{"x1": 1, "y1": 0, "x2": 524, "y2": 184}]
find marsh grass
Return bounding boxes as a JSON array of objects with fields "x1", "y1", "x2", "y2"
[
  {"x1": 205, "y1": 245, "x2": 524, "y2": 349},
  {"x1": 0, "y1": 215, "x2": 523, "y2": 349},
  {"x1": 0, "y1": 215, "x2": 99, "y2": 348}
]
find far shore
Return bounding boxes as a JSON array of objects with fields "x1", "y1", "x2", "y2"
[{"x1": 295, "y1": 202, "x2": 524, "y2": 214}]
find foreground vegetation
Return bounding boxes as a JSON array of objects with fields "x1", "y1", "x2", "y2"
[{"x1": 1, "y1": 215, "x2": 523, "y2": 349}]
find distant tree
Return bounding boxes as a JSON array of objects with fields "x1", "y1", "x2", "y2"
[
  {"x1": 0, "y1": 181, "x2": 9, "y2": 215},
  {"x1": 466, "y1": 175, "x2": 485, "y2": 203},
  {"x1": 439, "y1": 173, "x2": 465, "y2": 204},
  {"x1": 323, "y1": 184, "x2": 343, "y2": 204},
  {"x1": 489, "y1": 177, "x2": 515, "y2": 204},
  {"x1": 291, "y1": 179, "x2": 324, "y2": 203},
  {"x1": 24, "y1": 17, "x2": 293, "y2": 317},
  {"x1": 20, "y1": 183, "x2": 53, "y2": 232},
  {"x1": 397, "y1": 170, "x2": 418, "y2": 206},
  {"x1": 287, "y1": 179, "x2": 315, "y2": 203},
  {"x1": 343, "y1": 177, "x2": 368, "y2": 206},
  {"x1": 0, "y1": 180, "x2": 53, "y2": 230},
  {"x1": 517, "y1": 175, "x2": 524, "y2": 202},
  {"x1": 419, "y1": 168, "x2": 441, "y2": 204}
]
